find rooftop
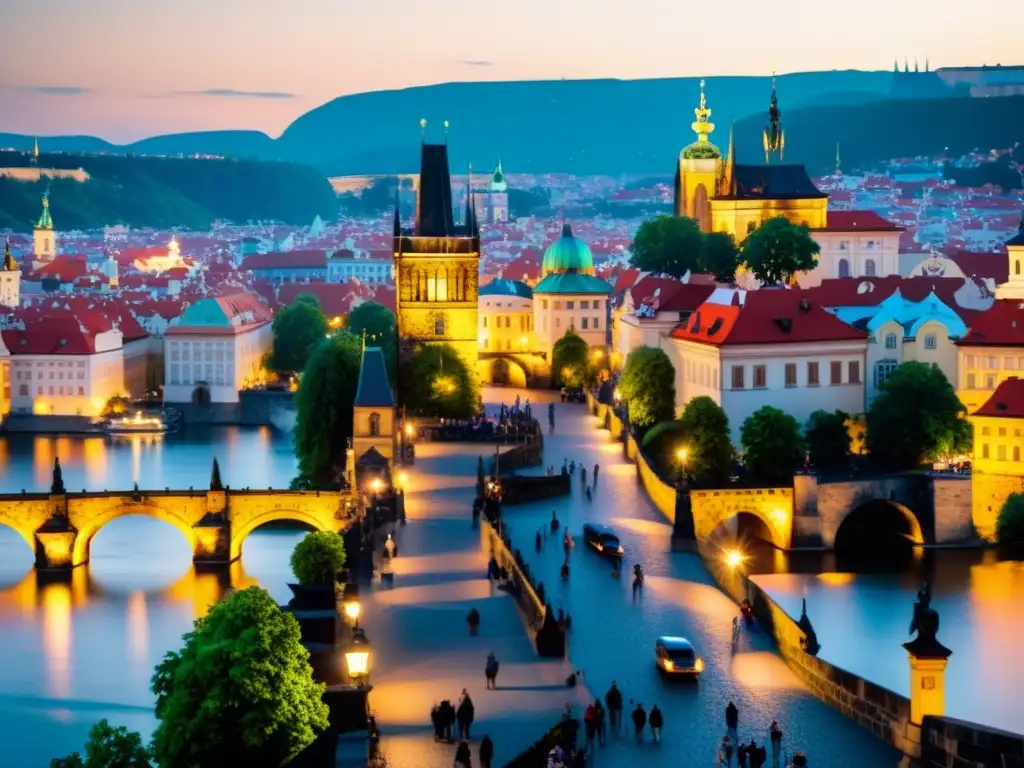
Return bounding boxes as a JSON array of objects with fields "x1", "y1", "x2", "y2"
[
  {"x1": 239, "y1": 250, "x2": 327, "y2": 271},
  {"x1": 354, "y1": 346, "x2": 395, "y2": 408},
  {"x1": 817, "y1": 210, "x2": 905, "y2": 232},
  {"x1": 533, "y1": 271, "x2": 612, "y2": 296},
  {"x1": 479, "y1": 278, "x2": 533, "y2": 299},
  {"x1": 958, "y1": 300, "x2": 1024, "y2": 347},
  {"x1": 720, "y1": 164, "x2": 827, "y2": 201},
  {"x1": 973, "y1": 376, "x2": 1024, "y2": 419}
]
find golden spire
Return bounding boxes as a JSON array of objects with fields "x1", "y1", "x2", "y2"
[
  {"x1": 3, "y1": 237, "x2": 16, "y2": 272},
  {"x1": 33, "y1": 137, "x2": 39, "y2": 160},
  {"x1": 691, "y1": 78, "x2": 715, "y2": 145},
  {"x1": 721, "y1": 120, "x2": 735, "y2": 195}
]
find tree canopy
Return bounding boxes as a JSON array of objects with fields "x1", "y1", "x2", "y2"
[
  {"x1": 629, "y1": 216, "x2": 703, "y2": 278},
  {"x1": 551, "y1": 331, "x2": 590, "y2": 389},
  {"x1": 293, "y1": 331, "x2": 362, "y2": 486},
  {"x1": 151, "y1": 586, "x2": 328, "y2": 768},
  {"x1": 678, "y1": 396, "x2": 735, "y2": 486},
  {"x1": 740, "y1": 406, "x2": 806, "y2": 484},
  {"x1": 271, "y1": 294, "x2": 329, "y2": 374},
  {"x1": 402, "y1": 344, "x2": 478, "y2": 418},
  {"x1": 804, "y1": 410, "x2": 852, "y2": 472},
  {"x1": 700, "y1": 231, "x2": 741, "y2": 284},
  {"x1": 50, "y1": 719, "x2": 152, "y2": 768},
  {"x1": 741, "y1": 216, "x2": 820, "y2": 286},
  {"x1": 996, "y1": 493, "x2": 1024, "y2": 547},
  {"x1": 866, "y1": 361, "x2": 969, "y2": 471},
  {"x1": 290, "y1": 531, "x2": 347, "y2": 585},
  {"x1": 346, "y1": 301, "x2": 397, "y2": 380},
  {"x1": 618, "y1": 346, "x2": 676, "y2": 430}
]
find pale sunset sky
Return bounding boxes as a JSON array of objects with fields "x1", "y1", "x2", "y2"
[{"x1": 1, "y1": 0, "x2": 1020, "y2": 142}]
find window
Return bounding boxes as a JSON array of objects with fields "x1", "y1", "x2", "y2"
[
  {"x1": 866, "y1": 240, "x2": 875, "y2": 249},
  {"x1": 981, "y1": 426, "x2": 991, "y2": 436},
  {"x1": 1016, "y1": 260, "x2": 1021, "y2": 276},
  {"x1": 483, "y1": 338, "x2": 489, "y2": 349},
  {"x1": 999, "y1": 427, "x2": 1006, "y2": 437},
  {"x1": 542, "y1": 300, "x2": 548, "y2": 310},
  {"x1": 77, "y1": 386, "x2": 84, "y2": 396},
  {"x1": 593, "y1": 317, "x2": 600, "y2": 329},
  {"x1": 986, "y1": 374, "x2": 996, "y2": 389},
  {"x1": 581, "y1": 318, "x2": 589, "y2": 330},
  {"x1": 986, "y1": 356, "x2": 997, "y2": 370},
  {"x1": 998, "y1": 445, "x2": 1006, "y2": 461},
  {"x1": 18, "y1": 384, "x2": 27, "y2": 396},
  {"x1": 1015, "y1": 446, "x2": 1021, "y2": 462},
  {"x1": 865, "y1": 259, "x2": 876, "y2": 277},
  {"x1": 434, "y1": 316, "x2": 446, "y2": 336},
  {"x1": 553, "y1": 301, "x2": 562, "y2": 310},
  {"x1": 875, "y1": 359, "x2": 898, "y2": 389},
  {"x1": 37, "y1": 386, "x2": 42, "y2": 395},
  {"x1": 1005, "y1": 357, "x2": 1017, "y2": 370},
  {"x1": 555, "y1": 317, "x2": 561, "y2": 329},
  {"x1": 784, "y1": 363, "x2": 797, "y2": 387},
  {"x1": 830, "y1": 361, "x2": 842, "y2": 385},
  {"x1": 566, "y1": 301, "x2": 575, "y2": 310},
  {"x1": 884, "y1": 333, "x2": 897, "y2": 349},
  {"x1": 731, "y1": 366, "x2": 745, "y2": 390},
  {"x1": 581, "y1": 301, "x2": 590, "y2": 309},
  {"x1": 848, "y1": 361, "x2": 861, "y2": 383},
  {"x1": 924, "y1": 334, "x2": 937, "y2": 350},
  {"x1": 807, "y1": 362, "x2": 820, "y2": 386},
  {"x1": 753, "y1": 365, "x2": 767, "y2": 389},
  {"x1": 839, "y1": 241, "x2": 848, "y2": 251},
  {"x1": 746, "y1": 221, "x2": 757, "y2": 234},
  {"x1": 982, "y1": 444, "x2": 990, "y2": 459},
  {"x1": 967, "y1": 373, "x2": 976, "y2": 389},
  {"x1": 838, "y1": 258, "x2": 850, "y2": 278},
  {"x1": 482, "y1": 317, "x2": 487, "y2": 328}
]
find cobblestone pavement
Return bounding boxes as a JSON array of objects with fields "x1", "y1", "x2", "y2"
[{"x1": 482, "y1": 387, "x2": 901, "y2": 768}]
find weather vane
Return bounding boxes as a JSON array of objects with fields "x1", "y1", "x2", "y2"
[{"x1": 419, "y1": 118, "x2": 427, "y2": 139}]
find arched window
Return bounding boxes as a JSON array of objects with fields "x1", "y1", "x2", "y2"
[
  {"x1": 436, "y1": 267, "x2": 449, "y2": 301},
  {"x1": 458, "y1": 267, "x2": 468, "y2": 300},
  {"x1": 838, "y1": 258, "x2": 850, "y2": 278},
  {"x1": 411, "y1": 268, "x2": 421, "y2": 301},
  {"x1": 434, "y1": 315, "x2": 446, "y2": 336},
  {"x1": 865, "y1": 259, "x2": 876, "y2": 277},
  {"x1": 884, "y1": 332, "x2": 898, "y2": 350},
  {"x1": 369, "y1": 412, "x2": 381, "y2": 437}
]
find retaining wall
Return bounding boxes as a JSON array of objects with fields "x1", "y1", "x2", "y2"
[{"x1": 920, "y1": 716, "x2": 1024, "y2": 768}]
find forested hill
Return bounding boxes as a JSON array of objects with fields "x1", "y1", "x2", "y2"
[{"x1": 0, "y1": 153, "x2": 338, "y2": 231}]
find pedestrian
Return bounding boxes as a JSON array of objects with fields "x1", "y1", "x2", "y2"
[
  {"x1": 583, "y1": 702, "x2": 597, "y2": 750},
  {"x1": 454, "y1": 739, "x2": 472, "y2": 768},
  {"x1": 485, "y1": 652, "x2": 499, "y2": 689},
  {"x1": 551, "y1": 510, "x2": 560, "y2": 532},
  {"x1": 439, "y1": 699, "x2": 456, "y2": 742},
  {"x1": 750, "y1": 740, "x2": 767, "y2": 768},
  {"x1": 726, "y1": 700, "x2": 739, "y2": 745},
  {"x1": 456, "y1": 690, "x2": 475, "y2": 740},
  {"x1": 569, "y1": 460, "x2": 576, "y2": 475},
  {"x1": 770, "y1": 720, "x2": 783, "y2": 768},
  {"x1": 467, "y1": 608, "x2": 480, "y2": 636},
  {"x1": 605, "y1": 682, "x2": 623, "y2": 736},
  {"x1": 788, "y1": 752, "x2": 808, "y2": 768},
  {"x1": 593, "y1": 463, "x2": 600, "y2": 483},
  {"x1": 595, "y1": 699, "x2": 606, "y2": 746},
  {"x1": 536, "y1": 530, "x2": 542, "y2": 552},
  {"x1": 738, "y1": 741, "x2": 749, "y2": 768},
  {"x1": 648, "y1": 704, "x2": 663, "y2": 743},
  {"x1": 479, "y1": 735, "x2": 494, "y2": 768},
  {"x1": 580, "y1": 467, "x2": 587, "y2": 486},
  {"x1": 719, "y1": 735, "x2": 734, "y2": 767},
  {"x1": 630, "y1": 702, "x2": 646, "y2": 742}
]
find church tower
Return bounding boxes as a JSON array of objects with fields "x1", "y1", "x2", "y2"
[
  {"x1": 393, "y1": 123, "x2": 480, "y2": 386},
  {"x1": 762, "y1": 69, "x2": 785, "y2": 163},
  {"x1": 33, "y1": 191, "x2": 56, "y2": 262},
  {"x1": 996, "y1": 216, "x2": 1024, "y2": 300},
  {"x1": 1, "y1": 238, "x2": 21, "y2": 308},
  {"x1": 673, "y1": 80, "x2": 722, "y2": 232}
]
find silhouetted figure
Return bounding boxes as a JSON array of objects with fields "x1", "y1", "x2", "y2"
[
  {"x1": 454, "y1": 739, "x2": 472, "y2": 768},
  {"x1": 593, "y1": 463, "x2": 600, "y2": 483},
  {"x1": 631, "y1": 703, "x2": 646, "y2": 742},
  {"x1": 649, "y1": 705, "x2": 663, "y2": 743},
  {"x1": 726, "y1": 701, "x2": 739, "y2": 745},
  {"x1": 479, "y1": 735, "x2": 494, "y2": 768},
  {"x1": 467, "y1": 608, "x2": 480, "y2": 636},
  {"x1": 605, "y1": 682, "x2": 623, "y2": 735},
  {"x1": 456, "y1": 691, "x2": 475, "y2": 740},
  {"x1": 770, "y1": 721, "x2": 783, "y2": 768},
  {"x1": 485, "y1": 652, "x2": 499, "y2": 689}
]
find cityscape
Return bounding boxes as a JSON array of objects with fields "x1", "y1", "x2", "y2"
[{"x1": 2, "y1": 4, "x2": 1024, "y2": 767}]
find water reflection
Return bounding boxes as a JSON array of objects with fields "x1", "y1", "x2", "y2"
[{"x1": 41, "y1": 582, "x2": 72, "y2": 698}]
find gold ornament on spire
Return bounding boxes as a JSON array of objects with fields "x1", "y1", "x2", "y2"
[{"x1": 691, "y1": 78, "x2": 715, "y2": 145}]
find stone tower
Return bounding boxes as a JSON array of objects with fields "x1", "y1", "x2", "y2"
[
  {"x1": 393, "y1": 131, "x2": 480, "y2": 388},
  {"x1": 673, "y1": 79, "x2": 722, "y2": 232},
  {"x1": 1, "y1": 238, "x2": 20, "y2": 308},
  {"x1": 33, "y1": 191, "x2": 56, "y2": 263}
]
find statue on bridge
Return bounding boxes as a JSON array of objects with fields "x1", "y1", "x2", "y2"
[{"x1": 904, "y1": 582, "x2": 951, "y2": 659}]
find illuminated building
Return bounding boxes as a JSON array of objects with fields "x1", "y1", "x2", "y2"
[
  {"x1": 995, "y1": 220, "x2": 1024, "y2": 301},
  {"x1": 350, "y1": 345, "x2": 396, "y2": 483},
  {"x1": 969, "y1": 377, "x2": 1024, "y2": 541},
  {"x1": 393, "y1": 130, "x2": 480, "y2": 385},
  {"x1": 33, "y1": 191, "x2": 57, "y2": 264},
  {"x1": 478, "y1": 278, "x2": 534, "y2": 353},
  {"x1": 1, "y1": 238, "x2": 21, "y2": 309}
]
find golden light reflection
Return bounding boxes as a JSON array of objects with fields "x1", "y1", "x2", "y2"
[
  {"x1": 0, "y1": 569, "x2": 38, "y2": 619},
  {"x1": 645, "y1": 576, "x2": 737, "y2": 622},
  {"x1": 373, "y1": 580, "x2": 494, "y2": 606},
  {"x1": 385, "y1": 553, "x2": 485, "y2": 577},
  {"x1": 84, "y1": 437, "x2": 108, "y2": 489},
  {"x1": 130, "y1": 436, "x2": 142, "y2": 485},
  {"x1": 609, "y1": 516, "x2": 671, "y2": 536},
  {"x1": 730, "y1": 651, "x2": 805, "y2": 692},
  {"x1": 41, "y1": 582, "x2": 72, "y2": 698},
  {"x1": 126, "y1": 590, "x2": 148, "y2": 667},
  {"x1": 33, "y1": 436, "x2": 55, "y2": 490},
  {"x1": 817, "y1": 573, "x2": 856, "y2": 587}
]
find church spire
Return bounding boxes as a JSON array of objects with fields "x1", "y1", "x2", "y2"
[
  {"x1": 762, "y1": 66, "x2": 785, "y2": 164},
  {"x1": 392, "y1": 188, "x2": 401, "y2": 237},
  {"x1": 721, "y1": 120, "x2": 735, "y2": 195},
  {"x1": 690, "y1": 78, "x2": 715, "y2": 146},
  {"x1": 36, "y1": 190, "x2": 53, "y2": 231},
  {"x1": 904, "y1": 56, "x2": 909, "y2": 73},
  {"x1": 893, "y1": 57, "x2": 899, "y2": 73},
  {"x1": 835, "y1": 142, "x2": 842, "y2": 176},
  {"x1": 3, "y1": 237, "x2": 17, "y2": 272},
  {"x1": 32, "y1": 137, "x2": 39, "y2": 165},
  {"x1": 465, "y1": 163, "x2": 477, "y2": 234},
  {"x1": 914, "y1": 57, "x2": 920, "y2": 73}
]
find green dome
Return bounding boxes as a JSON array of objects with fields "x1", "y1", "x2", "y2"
[
  {"x1": 541, "y1": 223, "x2": 595, "y2": 277},
  {"x1": 682, "y1": 141, "x2": 721, "y2": 160}
]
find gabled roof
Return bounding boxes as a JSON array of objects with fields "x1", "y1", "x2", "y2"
[
  {"x1": 354, "y1": 346, "x2": 395, "y2": 408},
  {"x1": 973, "y1": 377, "x2": 1024, "y2": 418},
  {"x1": 628, "y1": 276, "x2": 714, "y2": 314},
  {"x1": 958, "y1": 300, "x2": 1024, "y2": 347},
  {"x1": 817, "y1": 210, "x2": 904, "y2": 232},
  {"x1": 719, "y1": 164, "x2": 827, "y2": 201},
  {"x1": 356, "y1": 446, "x2": 390, "y2": 468},
  {"x1": 670, "y1": 289, "x2": 867, "y2": 347},
  {"x1": 533, "y1": 272, "x2": 612, "y2": 295},
  {"x1": 1, "y1": 316, "x2": 103, "y2": 355}
]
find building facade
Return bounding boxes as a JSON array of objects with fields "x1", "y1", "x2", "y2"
[
  {"x1": 351, "y1": 346, "x2": 397, "y2": 472},
  {"x1": 1, "y1": 239, "x2": 20, "y2": 308},
  {"x1": 969, "y1": 377, "x2": 1024, "y2": 541},
  {"x1": 799, "y1": 211, "x2": 905, "y2": 287},
  {"x1": 328, "y1": 250, "x2": 392, "y2": 284},
  {"x1": 239, "y1": 250, "x2": 328, "y2": 283},
  {"x1": 478, "y1": 279, "x2": 534, "y2": 353},
  {"x1": 615, "y1": 276, "x2": 714, "y2": 361}
]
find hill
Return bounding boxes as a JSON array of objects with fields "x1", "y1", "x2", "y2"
[{"x1": 0, "y1": 153, "x2": 338, "y2": 231}]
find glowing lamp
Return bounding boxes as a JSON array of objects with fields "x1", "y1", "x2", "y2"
[
  {"x1": 724, "y1": 549, "x2": 746, "y2": 569},
  {"x1": 405, "y1": 423, "x2": 414, "y2": 437},
  {"x1": 371, "y1": 478, "x2": 382, "y2": 493},
  {"x1": 343, "y1": 599, "x2": 362, "y2": 624},
  {"x1": 677, "y1": 447, "x2": 688, "y2": 463},
  {"x1": 344, "y1": 628, "x2": 372, "y2": 683},
  {"x1": 520, "y1": 335, "x2": 528, "y2": 347},
  {"x1": 694, "y1": 657, "x2": 705, "y2": 673},
  {"x1": 398, "y1": 471, "x2": 409, "y2": 488}
]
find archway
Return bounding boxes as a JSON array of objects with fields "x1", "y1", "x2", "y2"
[
  {"x1": 72, "y1": 505, "x2": 198, "y2": 568},
  {"x1": 0, "y1": 520, "x2": 35, "y2": 585},
  {"x1": 192, "y1": 383, "x2": 211, "y2": 406},
  {"x1": 834, "y1": 500, "x2": 923, "y2": 569},
  {"x1": 477, "y1": 357, "x2": 529, "y2": 388},
  {"x1": 492, "y1": 358, "x2": 511, "y2": 385},
  {"x1": 89, "y1": 515, "x2": 196, "y2": 591},
  {"x1": 229, "y1": 509, "x2": 330, "y2": 562}
]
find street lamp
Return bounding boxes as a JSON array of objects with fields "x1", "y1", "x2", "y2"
[
  {"x1": 676, "y1": 446, "x2": 688, "y2": 486},
  {"x1": 344, "y1": 627, "x2": 373, "y2": 685},
  {"x1": 343, "y1": 598, "x2": 362, "y2": 626},
  {"x1": 724, "y1": 549, "x2": 746, "y2": 570}
]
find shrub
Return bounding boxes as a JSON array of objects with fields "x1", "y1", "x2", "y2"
[{"x1": 290, "y1": 531, "x2": 347, "y2": 585}]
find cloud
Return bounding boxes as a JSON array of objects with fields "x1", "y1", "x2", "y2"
[
  {"x1": 16, "y1": 85, "x2": 91, "y2": 95},
  {"x1": 176, "y1": 88, "x2": 298, "y2": 99},
  {"x1": 459, "y1": 60, "x2": 494, "y2": 67}
]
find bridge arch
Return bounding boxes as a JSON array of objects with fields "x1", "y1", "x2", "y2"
[
  {"x1": 834, "y1": 499, "x2": 923, "y2": 554},
  {"x1": 0, "y1": 514, "x2": 36, "y2": 553},
  {"x1": 71, "y1": 504, "x2": 198, "y2": 567},
  {"x1": 477, "y1": 356, "x2": 529, "y2": 388},
  {"x1": 230, "y1": 508, "x2": 331, "y2": 561},
  {"x1": 691, "y1": 488, "x2": 794, "y2": 549}
]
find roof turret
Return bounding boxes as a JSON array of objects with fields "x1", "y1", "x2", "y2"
[{"x1": 541, "y1": 223, "x2": 595, "y2": 277}]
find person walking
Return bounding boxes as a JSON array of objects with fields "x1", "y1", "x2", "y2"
[
  {"x1": 719, "y1": 735, "x2": 735, "y2": 767},
  {"x1": 580, "y1": 466, "x2": 587, "y2": 487},
  {"x1": 593, "y1": 463, "x2": 600, "y2": 484},
  {"x1": 648, "y1": 704, "x2": 663, "y2": 743},
  {"x1": 594, "y1": 699, "x2": 606, "y2": 746},
  {"x1": 770, "y1": 721, "x2": 783, "y2": 768},
  {"x1": 605, "y1": 682, "x2": 623, "y2": 736},
  {"x1": 456, "y1": 690, "x2": 475, "y2": 740},
  {"x1": 454, "y1": 739, "x2": 472, "y2": 768},
  {"x1": 583, "y1": 702, "x2": 597, "y2": 750},
  {"x1": 788, "y1": 752, "x2": 808, "y2": 768},
  {"x1": 479, "y1": 735, "x2": 494, "y2": 768},
  {"x1": 467, "y1": 609, "x2": 480, "y2": 637},
  {"x1": 737, "y1": 741, "x2": 749, "y2": 768},
  {"x1": 485, "y1": 652, "x2": 499, "y2": 689},
  {"x1": 630, "y1": 702, "x2": 646, "y2": 742},
  {"x1": 750, "y1": 740, "x2": 767, "y2": 768},
  {"x1": 726, "y1": 701, "x2": 739, "y2": 745}
]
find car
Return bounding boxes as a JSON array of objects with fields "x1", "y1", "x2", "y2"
[
  {"x1": 582, "y1": 523, "x2": 624, "y2": 557},
  {"x1": 655, "y1": 636, "x2": 705, "y2": 678}
]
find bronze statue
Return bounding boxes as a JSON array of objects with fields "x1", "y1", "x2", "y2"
[{"x1": 908, "y1": 582, "x2": 939, "y2": 644}]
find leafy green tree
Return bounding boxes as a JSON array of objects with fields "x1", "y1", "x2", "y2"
[
  {"x1": 866, "y1": 361, "x2": 968, "y2": 471},
  {"x1": 678, "y1": 396, "x2": 735, "y2": 486},
  {"x1": 50, "y1": 719, "x2": 152, "y2": 768},
  {"x1": 996, "y1": 493, "x2": 1024, "y2": 546},
  {"x1": 805, "y1": 410, "x2": 852, "y2": 472},
  {"x1": 551, "y1": 331, "x2": 590, "y2": 389},
  {"x1": 294, "y1": 332, "x2": 362, "y2": 486},
  {"x1": 151, "y1": 586, "x2": 329, "y2": 768},
  {"x1": 629, "y1": 215, "x2": 703, "y2": 278},
  {"x1": 700, "y1": 231, "x2": 740, "y2": 284},
  {"x1": 740, "y1": 406, "x2": 806, "y2": 484},
  {"x1": 740, "y1": 216, "x2": 820, "y2": 286},
  {"x1": 618, "y1": 346, "x2": 676, "y2": 430},
  {"x1": 209, "y1": 457, "x2": 224, "y2": 491},
  {"x1": 346, "y1": 301, "x2": 398, "y2": 380},
  {"x1": 271, "y1": 294, "x2": 329, "y2": 374},
  {"x1": 403, "y1": 344, "x2": 478, "y2": 418},
  {"x1": 290, "y1": 531, "x2": 347, "y2": 585}
]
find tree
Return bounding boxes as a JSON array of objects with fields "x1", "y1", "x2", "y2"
[
  {"x1": 151, "y1": 586, "x2": 329, "y2": 768},
  {"x1": 804, "y1": 410, "x2": 852, "y2": 472},
  {"x1": 346, "y1": 301, "x2": 398, "y2": 380},
  {"x1": 294, "y1": 332, "x2": 362, "y2": 486},
  {"x1": 209, "y1": 457, "x2": 224, "y2": 491},
  {"x1": 866, "y1": 361, "x2": 968, "y2": 471},
  {"x1": 740, "y1": 216, "x2": 820, "y2": 286},
  {"x1": 740, "y1": 406, "x2": 806, "y2": 484},
  {"x1": 996, "y1": 493, "x2": 1024, "y2": 546},
  {"x1": 271, "y1": 294, "x2": 329, "y2": 373},
  {"x1": 700, "y1": 231, "x2": 741, "y2": 284},
  {"x1": 618, "y1": 346, "x2": 676, "y2": 430},
  {"x1": 290, "y1": 531, "x2": 347, "y2": 585},
  {"x1": 50, "y1": 719, "x2": 152, "y2": 768},
  {"x1": 402, "y1": 344, "x2": 478, "y2": 419},
  {"x1": 678, "y1": 396, "x2": 735, "y2": 486},
  {"x1": 551, "y1": 331, "x2": 590, "y2": 389},
  {"x1": 629, "y1": 215, "x2": 703, "y2": 278}
]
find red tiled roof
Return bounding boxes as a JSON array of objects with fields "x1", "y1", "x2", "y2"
[
  {"x1": 30, "y1": 255, "x2": 89, "y2": 283},
  {"x1": 951, "y1": 251, "x2": 1009, "y2": 284},
  {"x1": 276, "y1": 281, "x2": 373, "y2": 318},
  {"x1": 629, "y1": 276, "x2": 715, "y2": 313},
  {"x1": 1, "y1": 317, "x2": 99, "y2": 355},
  {"x1": 816, "y1": 210, "x2": 904, "y2": 232},
  {"x1": 239, "y1": 250, "x2": 327, "y2": 271},
  {"x1": 805, "y1": 276, "x2": 969, "y2": 308},
  {"x1": 973, "y1": 377, "x2": 1024, "y2": 418},
  {"x1": 959, "y1": 300, "x2": 1024, "y2": 347},
  {"x1": 670, "y1": 289, "x2": 868, "y2": 347},
  {"x1": 613, "y1": 268, "x2": 641, "y2": 295}
]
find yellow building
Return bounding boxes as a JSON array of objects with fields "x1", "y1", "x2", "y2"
[
  {"x1": 969, "y1": 377, "x2": 1024, "y2": 540},
  {"x1": 350, "y1": 346, "x2": 396, "y2": 489},
  {"x1": 393, "y1": 137, "x2": 480, "y2": 384},
  {"x1": 673, "y1": 78, "x2": 827, "y2": 243},
  {"x1": 478, "y1": 278, "x2": 534, "y2": 353}
]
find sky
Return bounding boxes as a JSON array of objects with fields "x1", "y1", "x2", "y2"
[{"x1": 2, "y1": 0, "x2": 1022, "y2": 143}]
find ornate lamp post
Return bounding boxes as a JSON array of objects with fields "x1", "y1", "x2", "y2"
[{"x1": 344, "y1": 627, "x2": 373, "y2": 687}]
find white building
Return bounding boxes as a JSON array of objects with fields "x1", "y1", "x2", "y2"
[
  {"x1": 616, "y1": 275, "x2": 714, "y2": 360},
  {"x1": 797, "y1": 210, "x2": 905, "y2": 287},
  {"x1": 1, "y1": 239, "x2": 20, "y2": 308},
  {"x1": 163, "y1": 293, "x2": 272, "y2": 406},
  {"x1": 328, "y1": 249, "x2": 392, "y2": 284},
  {"x1": 665, "y1": 288, "x2": 868, "y2": 442}
]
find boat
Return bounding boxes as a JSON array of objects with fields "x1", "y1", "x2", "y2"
[{"x1": 104, "y1": 411, "x2": 168, "y2": 435}]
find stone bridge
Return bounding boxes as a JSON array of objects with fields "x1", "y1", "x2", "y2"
[
  {"x1": 477, "y1": 352, "x2": 551, "y2": 388},
  {"x1": 0, "y1": 488, "x2": 357, "y2": 570}
]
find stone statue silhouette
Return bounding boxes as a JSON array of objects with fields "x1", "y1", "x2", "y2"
[{"x1": 908, "y1": 582, "x2": 939, "y2": 644}]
